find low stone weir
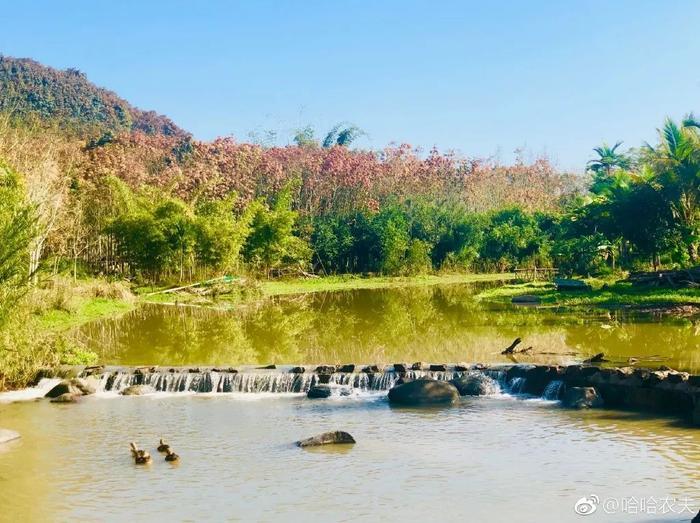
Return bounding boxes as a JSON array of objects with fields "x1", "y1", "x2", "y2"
[{"x1": 34, "y1": 362, "x2": 700, "y2": 425}]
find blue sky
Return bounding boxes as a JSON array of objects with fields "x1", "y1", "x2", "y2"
[{"x1": 1, "y1": 0, "x2": 699, "y2": 170}]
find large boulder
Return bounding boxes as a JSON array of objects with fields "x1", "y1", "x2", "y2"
[
  {"x1": 561, "y1": 387, "x2": 603, "y2": 409},
  {"x1": 50, "y1": 393, "x2": 78, "y2": 404},
  {"x1": 388, "y1": 378, "x2": 459, "y2": 405},
  {"x1": 44, "y1": 378, "x2": 95, "y2": 398},
  {"x1": 121, "y1": 384, "x2": 156, "y2": 396},
  {"x1": 297, "y1": 431, "x2": 356, "y2": 448},
  {"x1": 450, "y1": 373, "x2": 499, "y2": 396},
  {"x1": 0, "y1": 429, "x2": 20, "y2": 445}
]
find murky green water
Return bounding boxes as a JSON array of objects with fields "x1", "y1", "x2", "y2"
[{"x1": 79, "y1": 283, "x2": 700, "y2": 371}]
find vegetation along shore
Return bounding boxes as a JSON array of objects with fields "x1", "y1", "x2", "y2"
[{"x1": 1, "y1": 55, "x2": 699, "y2": 390}]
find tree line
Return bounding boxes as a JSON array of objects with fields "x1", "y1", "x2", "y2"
[{"x1": 0, "y1": 113, "x2": 698, "y2": 290}]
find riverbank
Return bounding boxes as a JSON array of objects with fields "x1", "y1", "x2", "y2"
[
  {"x1": 139, "y1": 272, "x2": 516, "y2": 308},
  {"x1": 476, "y1": 277, "x2": 700, "y2": 315}
]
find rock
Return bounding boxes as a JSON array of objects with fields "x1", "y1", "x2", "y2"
[
  {"x1": 50, "y1": 393, "x2": 78, "y2": 403},
  {"x1": 315, "y1": 365, "x2": 335, "y2": 374},
  {"x1": 692, "y1": 509, "x2": 700, "y2": 523},
  {"x1": 121, "y1": 385, "x2": 156, "y2": 396},
  {"x1": 44, "y1": 378, "x2": 95, "y2": 398},
  {"x1": 393, "y1": 363, "x2": 408, "y2": 373},
  {"x1": 257, "y1": 364, "x2": 276, "y2": 369},
  {"x1": 388, "y1": 378, "x2": 459, "y2": 405},
  {"x1": 512, "y1": 294, "x2": 541, "y2": 304},
  {"x1": 290, "y1": 366, "x2": 305, "y2": 374},
  {"x1": 0, "y1": 429, "x2": 20, "y2": 445},
  {"x1": 450, "y1": 374, "x2": 499, "y2": 396},
  {"x1": 429, "y1": 364, "x2": 447, "y2": 372},
  {"x1": 307, "y1": 385, "x2": 332, "y2": 399},
  {"x1": 454, "y1": 363, "x2": 469, "y2": 372},
  {"x1": 561, "y1": 387, "x2": 603, "y2": 409},
  {"x1": 693, "y1": 403, "x2": 700, "y2": 427},
  {"x1": 362, "y1": 365, "x2": 381, "y2": 373},
  {"x1": 553, "y1": 278, "x2": 590, "y2": 291},
  {"x1": 337, "y1": 364, "x2": 355, "y2": 373},
  {"x1": 411, "y1": 362, "x2": 427, "y2": 370},
  {"x1": 296, "y1": 431, "x2": 356, "y2": 448},
  {"x1": 317, "y1": 374, "x2": 332, "y2": 384}
]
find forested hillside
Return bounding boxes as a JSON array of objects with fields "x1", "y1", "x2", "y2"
[{"x1": 0, "y1": 56, "x2": 187, "y2": 138}]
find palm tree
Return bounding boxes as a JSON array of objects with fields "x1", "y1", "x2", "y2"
[
  {"x1": 586, "y1": 142, "x2": 631, "y2": 176},
  {"x1": 645, "y1": 117, "x2": 700, "y2": 263}
]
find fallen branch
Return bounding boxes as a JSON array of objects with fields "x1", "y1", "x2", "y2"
[{"x1": 501, "y1": 337, "x2": 522, "y2": 355}]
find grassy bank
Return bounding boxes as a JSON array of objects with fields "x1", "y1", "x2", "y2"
[
  {"x1": 137, "y1": 272, "x2": 516, "y2": 307},
  {"x1": 476, "y1": 277, "x2": 700, "y2": 311},
  {"x1": 0, "y1": 278, "x2": 136, "y2": 390}
]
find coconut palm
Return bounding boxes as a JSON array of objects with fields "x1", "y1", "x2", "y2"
[
  {"x1": 645, "y1": 117, "x2": 700, "y2": 262},
  {"x1": 586, "y1": 142, "x2": 631, "y2": 176}
]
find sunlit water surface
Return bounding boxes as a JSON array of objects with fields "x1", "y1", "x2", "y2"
[
  {"x1": 1, "y1": 283, "x2": 699, "y2": 522},
  {"x1": 1, "y1": 392, "x2": 698, "y2": 522}
]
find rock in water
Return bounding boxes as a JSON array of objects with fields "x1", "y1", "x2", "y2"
[
  {"x1": 692, "y1": 509, "x2": 700, "y2": 523},
  {"x1": 0, "y1": 429, "x2": 20, "y2": 445},
  {"x1": 561, "y1": 387, "x2": 603, "y2": 409},
  {"x1": 121, "y1": 385, "x2": 156, "y2": 396},
  {"x1": 307, "y1": 385, "x2": 332, "y2": 399},
  {"x1": 50, "y1": 393, "x2": 78, "y2": 403},
  {"x1": 512, "y1": 294, "x2": 541, "y2": 304},
  {"x1": 296, "y1": 431, "x2": 356, "y2": 448},
  {"x1": 44, "y1": 378, "x2": 95, "y2": 398},
  {"x1": 450, "y1": 374, "x2": 499, "y2": 396},
  {"x1": 387, "y1": 378, "x2": 459, "y2": 405}
]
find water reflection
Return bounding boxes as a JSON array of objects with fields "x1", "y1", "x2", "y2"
[{"x1": 78, "y1": 284, "x2": 700, "y2": 371}]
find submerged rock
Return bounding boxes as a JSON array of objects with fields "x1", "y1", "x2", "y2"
[
  {"x1": 388, "y1": 378, "x2": 459, "y2": 405},
  {"x1": 561, "y1": 387, "x2": 603, "y2": 409},
  {"x1": 307, "y1": 385, "x2": 332, "y2": 399},
  {"x1": 450, "y1": 374, "x2": 499, "y2": 396},
  {"x1": 512, "y1": 294, "x2": 541, "y2": 304},
  {"x1": 297, "y1": 431, "x2": 356, "y2": 448},
  {"x1": 121, "y1": 385, "x2": 156, "y2": 396},
  {"x1": 0, "y1": 429, "x2": 20, "y2": 445},
  {"x1": 50, "y1": 393, "x2": 78, "y2": 404},
  {"x1": 44, "y1": 378, "x2": 95, "y2": 398}
]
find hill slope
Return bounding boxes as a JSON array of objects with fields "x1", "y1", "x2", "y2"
[{"x1": 0, "y1": 55, "x2": 188, "y2": 138}]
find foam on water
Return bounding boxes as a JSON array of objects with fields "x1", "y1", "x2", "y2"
[{"x1": 0, "y1": 378, "x2": 61, "y2": 403}]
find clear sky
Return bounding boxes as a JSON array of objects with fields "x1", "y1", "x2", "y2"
[{"x1": 1, "y1": 0, "x2": 699, "y2": 170}]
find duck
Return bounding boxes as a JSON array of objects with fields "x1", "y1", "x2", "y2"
[
  {"x1": 130, "y1": 442, "x2": 152, "y2": 465},
  {"x1": 164, "y1": 448, "x2": 179, "y2": 462},
  {"x1": 157, "y1": 438, "x2": 170, "y2": 453}
]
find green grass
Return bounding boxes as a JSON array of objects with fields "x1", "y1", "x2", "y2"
[
  {"x1": 37, "y1": 297, "x2": 136, "y2": 331},
  {"x1": 258, "y1": 273, "x2": 515, "y2": 296},
  {"x1": 476, "y1": 277, "x2": 700, "y2": 309}
]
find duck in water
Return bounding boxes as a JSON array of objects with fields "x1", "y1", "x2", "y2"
[
  {"x1": 129, "y1": 442, "x2": 152, "y2": 465},
  {"x1": 164, "y1": 448, "x2": 179, "y2": 462},
  {"x1": 157, "y1": 438, "x2": 170, "y2": 453}
]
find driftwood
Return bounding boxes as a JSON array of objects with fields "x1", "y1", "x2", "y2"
[
  {"x1": 583, "y1": 352, "x2": 608, "y2": 364},
  {"x1": 627, "y1": 267, "x2": 700, "y2": 288},
  {"x1": 501, "y1": 338, "x2": 522, "y2": 355}
]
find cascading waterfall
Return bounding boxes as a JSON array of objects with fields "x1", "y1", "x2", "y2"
[
  {"x1": 542, "y1": 380, "x2": 564, "y2": 401},
  {"x1": 508, "y1": 376, "x2": 526, "y2": 394},
  {"x1": 84, "y1": 366, "x2": 566, "y2": 401},
  {"x1": 93, "y1": 368, "x2": 476, "y2": 394}
]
